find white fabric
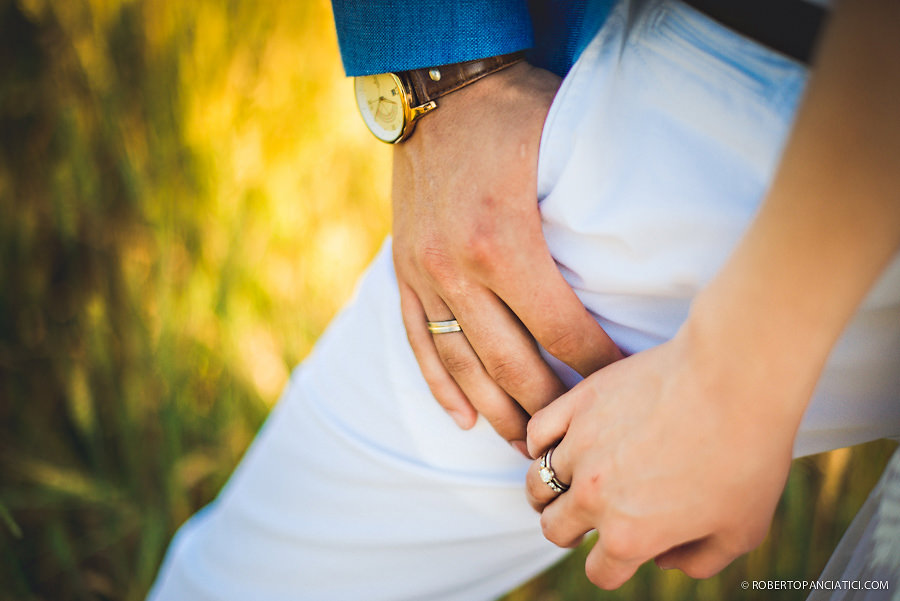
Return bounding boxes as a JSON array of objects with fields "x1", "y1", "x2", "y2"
[
  {"x1": 149, "y1": 0, "x2": 900, "y2": 598},
  {"x1": 807, "y1": 448, "x2": 900, "y2": 601},
  {"x1": 148, "y1": 249, "x2": 567, "y2": 601},
  {"x1": 537, "y1": 0, "x2": 900, "y2": 458}
]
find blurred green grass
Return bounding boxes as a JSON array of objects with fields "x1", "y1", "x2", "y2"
[{"x1": 0, "y1": 0, "x2": 894, "y2": 599}]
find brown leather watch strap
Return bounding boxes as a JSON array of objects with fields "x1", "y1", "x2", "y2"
[{"x1": 402, "y1": 51, "x2": 526, "y2": 107}]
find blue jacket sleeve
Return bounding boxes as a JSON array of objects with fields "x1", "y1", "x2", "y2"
[{"x1": 331, "y1": 0, "x2": 535, "y2": 76}]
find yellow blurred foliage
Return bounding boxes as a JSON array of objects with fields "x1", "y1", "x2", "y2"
[
  {"x1": 51, "y1": 0, "x2": 391, "y2": 403},
  {"x1": 0, "y1": 1, "x2": 894, "y2": 599}
]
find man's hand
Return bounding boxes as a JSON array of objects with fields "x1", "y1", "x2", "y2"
[{"x1": 392, "y1": 62, "x2": 622, "y2": 448}]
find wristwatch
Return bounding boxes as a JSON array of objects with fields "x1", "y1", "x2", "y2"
[{"x1": 354, "y1": 51, "x2": 525, "y2": 144}]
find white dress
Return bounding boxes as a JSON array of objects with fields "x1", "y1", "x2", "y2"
[{"x1": 148, "y1": 0, "x2": 900, "y2": 598}]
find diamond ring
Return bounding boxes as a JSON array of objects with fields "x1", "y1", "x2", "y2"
[{"x1": 539, "y1": 446, "x2": 570, "y2": 494}]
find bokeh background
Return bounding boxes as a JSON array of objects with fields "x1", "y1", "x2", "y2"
[{"x1": 0, "y1": 0, "x2": 895, "y2": 599}]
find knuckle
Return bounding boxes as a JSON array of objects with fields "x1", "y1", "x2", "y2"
[
  {"x1": 392, "y1": 247, "x2": 415, "y2": 275},
  {"x1": 543, "y1": 328, "x2": 585, "y2": 362},
  {"x1": 439, "y1": 350, "x2": 481, "y2": 377},
  {"x1": 539, "y1": 513, "x2": 567, "y2": 547},
  {"x1": 485, "y1": 358, "x2": 531, "y2": 395},
  {"x1": 600, "y1": 520, "x2": 637, "y2": 562},
  {"x1": 524, "y1": 478, "x2": 542, "y2": 511},
  {"x1": 418, "y1": 246, "x2": 455, "y2": 282},
  {"x1": 584, "y1": 561, "x2": 605, "y2": 588},
  {"x1": 525, "y1": 415, "x2": 545, "y2": 449},
  {"x1": 585, "y1": 562, "x2": 629, "y2": 591},
  {"x1": 461, "y1": 216, "x2": 525, "y2": 276},
  {"x1": 681, "y1": 558, "x2": 723, "y2": 580},
  {"x1": 678, "y1": 562, "x2": 701, "y2": 579},
  {"x1": 462, "y1": 231, "x2": 497, "y2": 267},
  {"x1": 487, "y1": 410, "x2": 526, "y2": 442}
]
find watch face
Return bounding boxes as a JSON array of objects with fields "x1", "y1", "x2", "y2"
[{"x1": 355, "y1": 73, "x2": 406, "y2": 143}]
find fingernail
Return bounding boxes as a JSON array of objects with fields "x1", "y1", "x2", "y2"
[
  {"x1": 510, "y1": 440, "x2": 532, "y2": 459},
  {"x1": 449, "y1": 410, "x2": 471, "y2": 429}
]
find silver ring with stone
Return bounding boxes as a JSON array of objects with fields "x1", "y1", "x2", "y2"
[{"x1": 539, "y1": 446, "x2": 570, "y2": 494}]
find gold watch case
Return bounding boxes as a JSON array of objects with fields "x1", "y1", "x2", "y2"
[{"x1": 354, "y1": 72, "x2": 436, "y2": 144}]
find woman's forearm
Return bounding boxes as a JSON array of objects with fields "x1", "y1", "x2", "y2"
[{"x1": 688, "y1": 0, "x2": 900, "y2": 427}]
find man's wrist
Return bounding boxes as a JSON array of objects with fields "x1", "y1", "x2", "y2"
[
  {"x1": 354, "y1": 52, "x2": 529, "y2": 144},
  {"x1": 399, "y1": 60, "x2": 560, "y2": 169}
]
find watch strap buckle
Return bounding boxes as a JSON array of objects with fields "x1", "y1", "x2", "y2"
[{"x1": 409, "y1": 100, "x2": 437, "y2": 123}]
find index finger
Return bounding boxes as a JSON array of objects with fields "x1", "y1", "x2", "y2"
[
  {"x1": 443, "y1": 287, "x2": 569, "y2": 416},
  {"x1": 490, "y1": 242, "x2": 622, "y2": 376}
]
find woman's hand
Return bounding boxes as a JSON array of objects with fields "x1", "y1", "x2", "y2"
[
  {"x1": 526, "y1": 0, "x2": 900, "y2": 587},
  {"x1": 525, "y1": 318, "x2": 804, "y2": 588}
]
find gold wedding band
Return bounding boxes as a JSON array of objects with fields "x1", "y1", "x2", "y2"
[
  {"x1": 426, "y1": 319, "x2": 462, "y2": 335},
  {"x1": 540, "y1": 446, "x2": 570, "y2": 494}
]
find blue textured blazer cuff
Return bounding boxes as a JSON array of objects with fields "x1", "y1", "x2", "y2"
[{"x1": 332, "y1": 0, "x2": 534, "y2": 76}]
